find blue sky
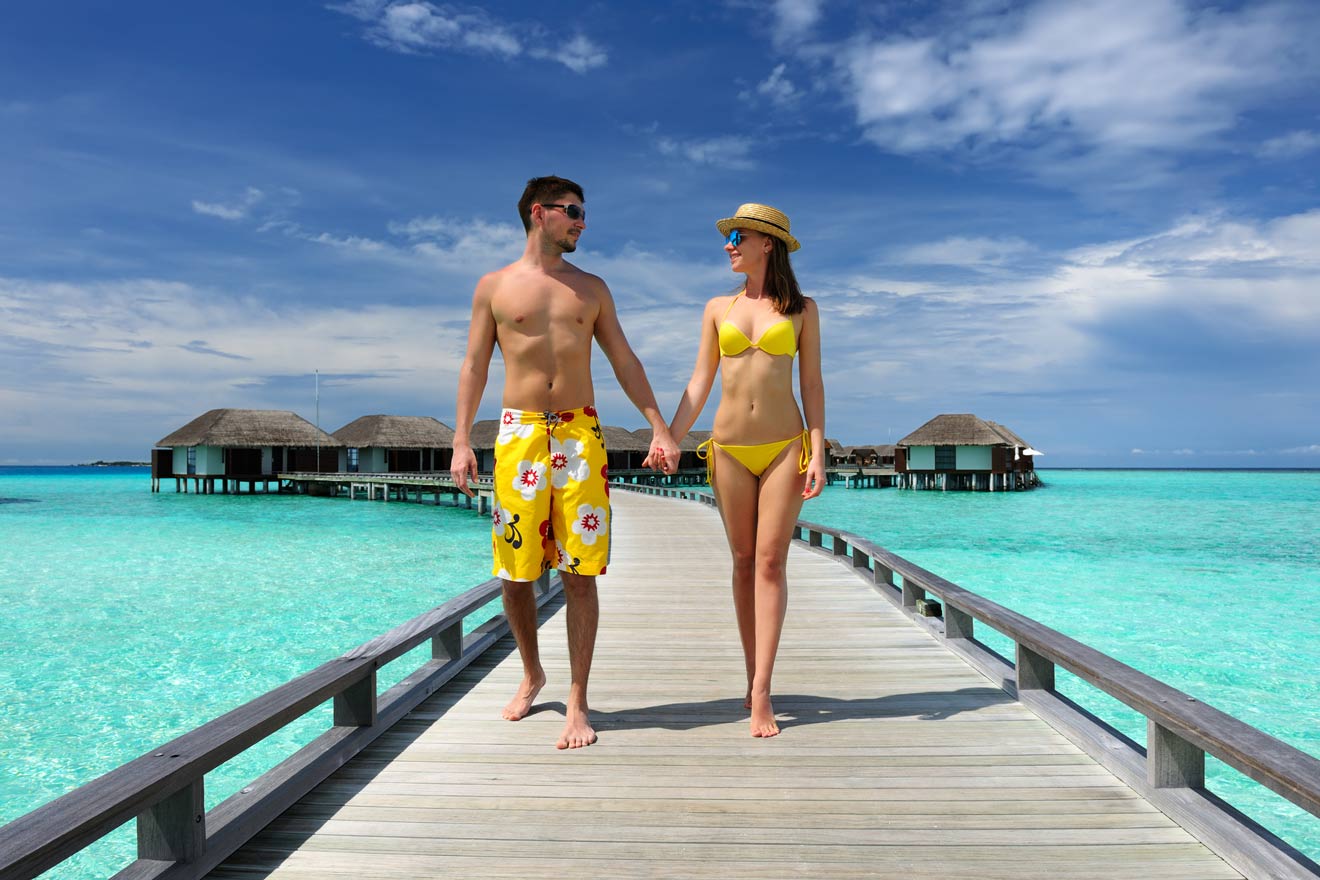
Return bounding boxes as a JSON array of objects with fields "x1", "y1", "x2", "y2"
[{"x1": 2, "y1": 0, "x2": 1319, "y2": 466}]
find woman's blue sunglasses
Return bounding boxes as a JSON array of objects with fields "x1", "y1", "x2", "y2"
[{"x1": 725, "y1": 229, "x2": 747, "y2": 247}]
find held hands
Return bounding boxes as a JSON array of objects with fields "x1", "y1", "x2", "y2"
[
  {"x1": 450, "y1": 445, "x2": 479, "y2": 497},
  {"x1": 643, "y1": 431, "x2": 680, "y2": 475},
  {"x1": 802, "y1": 457, "x2": 826, "y2": 500}
]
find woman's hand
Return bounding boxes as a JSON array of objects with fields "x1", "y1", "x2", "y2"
[{"x1": 802, "y1": 456, "x2": 826, "y2": 500}]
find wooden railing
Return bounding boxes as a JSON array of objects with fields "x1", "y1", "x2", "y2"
[
  {"x1": 0, "y1": 573, "x2": 560, "y2": 880},
  {"x1": 615, "y1": 483, "x2": 1320, "y2": 880}
]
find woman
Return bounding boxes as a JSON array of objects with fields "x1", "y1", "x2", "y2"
[{"x1": 653, "y1": 203, "x2": 825, "y2": 737}]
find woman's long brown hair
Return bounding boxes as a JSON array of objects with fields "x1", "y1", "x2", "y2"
[{"x1": 764, "y1": 237, "x2": 805, "y2": 315}]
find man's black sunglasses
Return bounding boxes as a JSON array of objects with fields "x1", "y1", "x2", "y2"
[{"x1": 541, "y1": 203, "x2": 585, "y2": 221}]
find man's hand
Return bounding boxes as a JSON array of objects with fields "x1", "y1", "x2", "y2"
[{"x1": 450, "y1": 443, "x2": 479, "y2": 497}]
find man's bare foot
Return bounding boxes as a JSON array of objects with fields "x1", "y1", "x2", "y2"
[
  {"x1": 556, "y1": 705, "x2": 597, "y2": 749},
  {"x1": 502, "y1": 673, "x2": 545, "y2": 721},
  {"x1": 750, "y1": 694, "x2": 780, "y2": 738}
]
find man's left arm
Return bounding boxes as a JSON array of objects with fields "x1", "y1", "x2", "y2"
[{"x1": 592, "y1": 279, "x2": 680, "y2": 473}]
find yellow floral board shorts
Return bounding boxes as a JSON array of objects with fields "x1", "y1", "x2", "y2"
[{"x1": 491, "y1": 406, "x2": 610, "y2": 582}]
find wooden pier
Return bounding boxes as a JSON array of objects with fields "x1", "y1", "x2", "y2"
[
  {"x1": 3, "y1": 490, "x2": 1319, "y2": 879},
  {"x1": 279, "y1": 472, "x2": 496, "y2": 514}
]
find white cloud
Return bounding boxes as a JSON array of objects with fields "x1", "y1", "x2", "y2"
[
  {"x1": 772, "y1": 0, "x2": 823, "y2": 44},
  {"x1": 1283, "y1": 444, "x2": 1320, "y2": 454},
  {"x1": 530, "y1": 35, "x2": 607, "y2": 74},
  {"x1": 191, "y1": 187, "x2": 264, "y2": 221},
  {"x1": 755, "y1": 63, "x2": 803, "y2": 106},
  {"x1": 334, "y1": 1, "x2": 605, "y2": 72},
  {"x1": 1258, "y1": 130, "x2": 1320, "y2": 159},
  {"x1": 827, "y1": 0, "x2": 1313, "y2": 180},
  {"x1": 891, "y1": 236, "x2": 1033, "y2": 268},
  {"x1": 656, "y1": 135, "x2": 756, "y2": 170}
]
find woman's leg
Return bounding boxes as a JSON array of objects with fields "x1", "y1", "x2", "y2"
[
  {"x1": 749, "y1": 439, "x2": 808, "y2": 737},
  {"x1": 711, "y1": 447, "x2": 761, "y2": 708}
]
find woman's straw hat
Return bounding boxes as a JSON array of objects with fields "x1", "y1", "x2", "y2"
[{"x1": 716, "y1": 203, "x2": 800, "y2": 252}]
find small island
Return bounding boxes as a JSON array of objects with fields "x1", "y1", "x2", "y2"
[{"x1": 77, "y1": 460, "x2": 150, "y2": 467}]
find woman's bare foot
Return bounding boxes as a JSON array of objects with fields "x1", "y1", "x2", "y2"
[
  {"x1": 556, "y1": 703, "x2": 597, "y2": 749},
  {"x1": 744, "y1": 688, "x2": 753, "y2": 710},
  {"x1": 502, "y1": 672, "x2": 545, "y2": 721},
  {"x1": 749, "y1": 694, "x2": 780, "y2": 737}
]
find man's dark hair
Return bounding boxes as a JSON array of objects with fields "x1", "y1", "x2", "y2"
[{"x1": 518, "y1": 175, "x2": 585, "y2": 232}]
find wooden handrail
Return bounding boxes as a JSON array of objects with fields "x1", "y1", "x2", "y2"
[
  {"x1": 0, "y1": 573, "x2": 557, "y2": 880},
  {"x1": 614, "y1": 482, "x2": 1320, "y2": 877}
]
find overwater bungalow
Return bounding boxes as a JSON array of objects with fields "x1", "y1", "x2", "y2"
[
  {"x1": 895, "y1": 413, "x2": 1041, "y2": 491},
  {"x1": 151, "y1": 408, "x2": 342, "y2": 493},
  {"x1": 332, "y1": 415, "x2": 454, "y2": 474}
]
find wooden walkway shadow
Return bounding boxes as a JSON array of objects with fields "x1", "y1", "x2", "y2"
[{"x1": 208, "y1": 491, "x2": 1240, "y2": 879}]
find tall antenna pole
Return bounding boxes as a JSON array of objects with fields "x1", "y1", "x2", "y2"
[{"x1": 315, "y1": 369, "x2": 320, "y2": 473}]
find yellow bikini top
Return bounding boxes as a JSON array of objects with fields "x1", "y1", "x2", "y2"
[{"x1": 718, "y1": 292, "x2": 797, "y2": 358}]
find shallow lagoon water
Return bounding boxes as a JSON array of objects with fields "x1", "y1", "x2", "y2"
[{"x1": 2, "y1": 467, "x2": 1318, "y2": 874}]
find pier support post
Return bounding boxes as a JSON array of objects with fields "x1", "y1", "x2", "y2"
[
  {"x1": 334, "y1": 671, "x2": 377, "y2": 728},
  {"x1": 945, "y1": 604, "x2": 973, "y2": 640},
  {"x1": 1016, "y1": 643, "x2": 1055, "y2": 691},
  {"x1": 138, "y1": 778, "x2": 204, "y2": 863},
  {"x1": 1148, "y1": 721, "x2": 1205, "y2": 789},
  {"x1": 433, "y1": 620, "x2": 463, "y2": 664},
  {"x1": 901, "y1": 578, "x2": 925, "y2": 609}
]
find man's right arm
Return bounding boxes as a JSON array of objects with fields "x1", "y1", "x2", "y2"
[{"x1": 451, "y1": 277, "x2": 498, "y2": 497}]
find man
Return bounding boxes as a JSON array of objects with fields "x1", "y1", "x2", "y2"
[{"x1": 450, "y1": 175, "x2": 679, "y2": 749}]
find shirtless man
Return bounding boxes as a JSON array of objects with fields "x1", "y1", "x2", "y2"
[{"x1": 450, "y1": 175, "x2": 679, "y2": 749}]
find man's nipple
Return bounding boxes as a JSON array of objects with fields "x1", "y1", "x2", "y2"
[{"x1": 514, "y1": 315, "x2": 525, "y2": 323}]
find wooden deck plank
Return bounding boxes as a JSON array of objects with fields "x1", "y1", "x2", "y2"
[{"x1": 207, "y1": 491, "x2": 1240, "y2": 879}]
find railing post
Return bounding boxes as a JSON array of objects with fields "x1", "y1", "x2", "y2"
[
  {"x1": 832, "y1": 535, "x2": 848, "y2": 557},
  {"x1": 809, "y1": 529, "x2": 823, "y2": 549},
  {"x1": 945, "y1": 604, "x2": 973, "y2": 640},
  {"x1": 1148, "y1": 720, "x2": 1205, "y2": 789},
  {"x1": 333, "y1": 671, "x2": 377, "y2": 727},
  {"x1": 852, "y1": 549, "x2": 870, "y2": 573},
  {"x1": 901, "y1": 577, "x2": 925, "y2": 609},
  {"x1": 1016, "y1": 643, "x2": 1055, "y2": 691},
  {"x1": 433, "y1": 619, "x2": 463, "y2": 664},
  {"x1": 138, "y1": 779, "x2": 205, "y2": 863},
  {"x1": 873, "y1": 562, "x2": 894, "y2": 588}
]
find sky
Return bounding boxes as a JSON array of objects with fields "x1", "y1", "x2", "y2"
[{"x1": 2, "y1": 0, "x2": 1319, "y2": 467}]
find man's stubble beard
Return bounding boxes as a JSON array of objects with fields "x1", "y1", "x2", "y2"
[{"x1": 556, "y1": 235, "x2": 578, "y2": 253}]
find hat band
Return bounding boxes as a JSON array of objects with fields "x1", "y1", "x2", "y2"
[{"x1": 733, "y1": 215, "x2": 789, "y2": 234}]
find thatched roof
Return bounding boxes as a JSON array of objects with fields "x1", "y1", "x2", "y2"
[
  {"x1": 897, "y1": 414, "x2": 1029, "y2": 448},
  {"x1": 157, "y1": 409, "x2": 342, "y2": 448},
  {"x1": 468, "y1": 419, "x2": 500, "y2": 449},
  {"x1": 630, "y1": 428, "x2": 711, "y2": 453},
  {"x1": 332, "y1": 415, "x2": 455, "y2": 448},
  {"x1": 602, "y1": 425, "x2": 649, "y2": 452}
]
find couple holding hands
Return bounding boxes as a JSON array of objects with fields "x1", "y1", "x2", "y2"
[{"x1": 450, "y1": 176, "x2": 825, "y2": 749}]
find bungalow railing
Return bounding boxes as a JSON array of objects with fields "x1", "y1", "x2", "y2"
[
  {"x1": 614, "y1": 482, "x2": 1320, "y2": 880},
  {"x1": 0, "y1": 573, "x2": 560, "y2": 880}
]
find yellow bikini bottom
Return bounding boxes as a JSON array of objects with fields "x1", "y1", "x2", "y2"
[{"x1": 696, "y1": 430, "x2": 810, "y2": 483}]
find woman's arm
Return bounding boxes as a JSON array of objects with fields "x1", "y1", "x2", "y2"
[
  {"x1": 642, "y1": 298, "x2": 722, "y2": 470},
  {"x1": 668, "y1": 298, "x2": 723, "y2": 443},
  {"x1": 797, "y1": 297, "x2": 827, "y2": 499}
]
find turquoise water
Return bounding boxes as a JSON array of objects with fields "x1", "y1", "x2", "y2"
[
  {"x1": 805, "y1": 469, "x2": 1320, "y2": 860},
  {"x1": 3, "y1": 468, "x2": 1318, "y2": 873},
  {"x1": 0, "y1": 467, "x2": 493, "y2": 878}
]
